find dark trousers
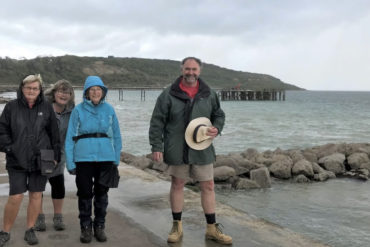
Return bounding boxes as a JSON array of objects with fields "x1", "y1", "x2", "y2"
[
  {"x1": 76, "y1": 162, "x2": 112, "y2": 228},
  {"x1": 48, "y1": 174, "x2": 65, "y2": 199}
]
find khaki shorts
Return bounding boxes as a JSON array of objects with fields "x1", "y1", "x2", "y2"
[{"x1": 167, "y1": 163, "x2": 214, "y2": 182}]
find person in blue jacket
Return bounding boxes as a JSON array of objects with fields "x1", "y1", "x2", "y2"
[{"x1": 65, "y1": 76, "x2": 122, "y2": 243}]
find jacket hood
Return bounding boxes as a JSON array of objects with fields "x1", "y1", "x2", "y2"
[{"x1": 83, "y1": 76, "x2": 108, "y2": 101}]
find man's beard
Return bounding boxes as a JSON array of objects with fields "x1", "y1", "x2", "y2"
[{"x1": 184, "y1": 75, "x2": 198, "y2": 83}]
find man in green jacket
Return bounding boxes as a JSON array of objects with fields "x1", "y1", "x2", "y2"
[{"x1": 149, "y1": 57, "x2": 232, "y2": 245}]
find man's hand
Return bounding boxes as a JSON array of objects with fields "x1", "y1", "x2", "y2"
[
  {"x1": 152, "y1": 152, "x2": 163, "y2": 162},
  {"x1": 206, "y1": 126, "x2": 218, "y2": 138}
]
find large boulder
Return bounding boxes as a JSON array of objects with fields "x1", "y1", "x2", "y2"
[
  {"x1": 269, "y1": 160, "x2": 292, "y2": 179},
  {"x1": 120, "y1": 151, "x2": 137, "y2": 164},
  {"x1": 255, "y1": 153, "x2": 274, "y2": 167},
  {"x1": 144, "y1": 168, "x2": 171, "y2": 181},
  {"x1": 361, "y1": 162, "x2": 370, "y2": 171},
  {"x1": 318, "y1": 153, "x2": 346, "y2": 174},
  {"x1": 288, "y1": 150, "x2": 306, "y2": 163},
  {"x1": 214, "y1": 183, "x2": 233, "y2": 190},
  {"x1": 233, "y1": 178, "x2": 260, "y2": 190},
  {"x1": 263, "y1": 150, "x2": 274, "y2": 158},
  {"x1": 231, "y1": 153, "x2": 262, "y2": 171},
  {"x1": 214, "y1": 166, "x2": 236, "y2": 181},
  {"x1": 273, "y1": 147, "x2": 285, "y2": 155},
  {"x1": 151, "y1": 161, "x2": 168, "y2": 172},
  {"x1": 292, "y1": 159, "x2": 314, "y2": 178},
  {"x1": 313, "y1": 171, "x2": 336, "y2": 181},
  {"x1": 271, "y1": 154, "x2": 293, "y2": 166},
  {"x1": 302, "y1": 150, "x2": 318, "y2": 163},
  {"x1": 214, "y1": 155, "x2": 234, "y2": 167},
  {"x1": 293, "y1": 174, "x2": 311, "y2": 183},
  {"x1": 311, "y1": 162, "x2": 325, "y2": 174},
  {"x1": 343, "y1": 168, "x2": 369, "y2": 180},
  {"x1": 215, "y1": 155, "x2": 249, "y2": 175},
  {"x1": 312, "y1": 162, "x2": 336, "y2": 181},
  {"x1": 240, "y1": 148, "x2": 259, "y2": 161},
  {"x1": 345, "y1": 143, "x2": 370, "y2": 156},
  {"x1": 358, "y1": 168, "x2": 370, "y2": 179},
  {"x1": 314, "y1": 143, "x2": 346, "y2": 159},
  {"x1": 130, "y1": 156, "x2": 152, "y2": 170},
  {"x1": 250, "y1": 167, "x2": 271, "y2": 188},
  {"x1": 347, "y1": 152, "x2": 370, "y2": 170}
]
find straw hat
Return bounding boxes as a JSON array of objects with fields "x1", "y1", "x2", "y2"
[{"x1": 185, "y1": 117, "x2": 213, "y2": 150}]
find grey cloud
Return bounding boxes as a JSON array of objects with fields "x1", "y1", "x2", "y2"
[{"x1": 1, "y1": 0, "x2": 370, "y2": 90}]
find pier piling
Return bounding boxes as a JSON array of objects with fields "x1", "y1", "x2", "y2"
[{"x1": 217, "y1": 89, "x2": 285, "y2": 101}]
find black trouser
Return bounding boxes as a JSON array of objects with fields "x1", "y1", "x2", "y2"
[
  {"x1": 76, "y1": 162, "x2": 112, "y2": 228},
  {"x1": 48, "y1": 174, "x2": 65, "y2": 199}
]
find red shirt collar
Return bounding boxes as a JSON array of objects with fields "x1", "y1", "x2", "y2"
[{"x1": 179, "y1": 79, "x2": 199, "y2": 99}]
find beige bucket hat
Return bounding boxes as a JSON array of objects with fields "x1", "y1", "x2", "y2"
[{"x1": 185, "y1": 117, "x2": 213, "y2": 150}]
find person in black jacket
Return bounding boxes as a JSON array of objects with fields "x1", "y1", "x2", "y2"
[{"x1": 0, "y1": 74, "x2": 61, "y2": 246}]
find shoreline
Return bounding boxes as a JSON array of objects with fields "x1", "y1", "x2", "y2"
[
  {"x1": 2, "y1": 141, "x2": 368, "y2": 246},
  {"x1": 122, "y1": 142, "x2": 370, "y2": 191},
  {"x1": 0, "y1": 153, "x2": 330, "y2": 246}
]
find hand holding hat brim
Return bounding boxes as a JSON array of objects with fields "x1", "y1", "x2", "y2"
[{"x1": 185, "y1": 117, "x2": 213, "y2": 150}]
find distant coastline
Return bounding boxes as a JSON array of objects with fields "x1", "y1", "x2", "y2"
[{"x1": 0, "y1": 55, "x2": 303, "y2": 90}]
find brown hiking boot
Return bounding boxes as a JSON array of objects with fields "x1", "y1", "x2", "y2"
[
  {"x1": 206, "y1": 223, "x2": 232, "y2": 245},
  {"x1": 167, "y1": 220, "x2": 183, "y2": 243}
]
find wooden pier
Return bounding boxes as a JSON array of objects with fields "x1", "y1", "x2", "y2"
[
  {"x1": 217, "y1": 89, "x2": 285, "y2": 101},
  {"x1": 70, "y1": 86, "x2": 164, "y2": 101},
  {"x1": 114, "y1": 87, "x2": 164, "y2": 101},
  {"x1": 0, "y1": 85, "x2": 286, "y2": 102}
]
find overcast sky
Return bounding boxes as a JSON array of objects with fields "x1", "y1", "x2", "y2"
[{"x1": 1, "y1": 0, "x2": 369, "y2": 91}]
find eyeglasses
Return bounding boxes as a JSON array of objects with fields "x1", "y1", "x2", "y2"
[
  {"x1": 23, "y1": 86, "x2": 40, "y2": 92},
  {"x1": 56, "y1": 90, "x2": 71, "y2": 96}
]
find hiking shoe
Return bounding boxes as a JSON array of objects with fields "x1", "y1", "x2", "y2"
[
  {"x1": 167, "y1": 220, "x2": 183, "y2": 243},
  {"x1": 24, "y1": 228, "x2": 38, "y2": 245},
  {"x1": 34, "y1": 214, "x2": 46, "y2": 231},
  {"x1": 94, "y1": 225, "x2": 107, "y2": 242},
  {"x1": 53, "y1": 214, "x2": 65, "y2": 231},
  {"x1": 206, "y1": 223, "x2": 232, "y2": 245},
  {"x1": 80, "y1": 226, "x2": 92, "y2": 243},
  {"x1": 0, "y1": 231, "x2": 10, "y2": 247}
]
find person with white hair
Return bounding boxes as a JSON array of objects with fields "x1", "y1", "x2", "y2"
[{"x1": 0, "y1": 74, "x2": 61, "y2": 246}]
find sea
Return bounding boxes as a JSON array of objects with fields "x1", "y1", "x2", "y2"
[{"x1": 1, "y1": 90, "x2": 370, "y2": 247}]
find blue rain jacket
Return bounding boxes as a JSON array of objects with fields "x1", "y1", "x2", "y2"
[{"x1": 65, "y1": 76, "x2": 122, "y2": 171}]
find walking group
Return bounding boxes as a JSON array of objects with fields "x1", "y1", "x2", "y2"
[{"x1": 0, "y1": 57, "x2": 232, "y2": 246}]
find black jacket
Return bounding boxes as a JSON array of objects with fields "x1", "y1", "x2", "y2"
[{"x1": 0, "y1": 83, "x2": 61, "y2": 171}]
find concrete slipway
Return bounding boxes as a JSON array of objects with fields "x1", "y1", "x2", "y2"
[{"x1": 0, "y1": 162, "x2": 329, "y2": 247}]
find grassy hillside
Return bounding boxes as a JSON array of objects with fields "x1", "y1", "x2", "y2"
[{"x1": 0, "y1": 55, "x2": 303, "y2": 90}]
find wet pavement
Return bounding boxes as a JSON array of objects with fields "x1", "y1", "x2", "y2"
[{"x1": 0, "y1": 162, "x2": 330, "y2": 247}]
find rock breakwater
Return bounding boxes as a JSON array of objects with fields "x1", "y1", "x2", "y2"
[{"x1": 120, "y1": 142, "x2": 370, "y2": 190}]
